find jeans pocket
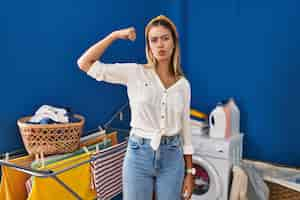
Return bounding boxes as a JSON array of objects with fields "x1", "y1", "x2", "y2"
[
  {"x1": 128, "y1": 137, "x2": 140, "y2": 150},
  {"x1": 167, "y1": 139, "x2": 181, "y2": 151}
]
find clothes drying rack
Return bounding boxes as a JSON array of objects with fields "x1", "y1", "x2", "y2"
[{"x1": 0, "y1": 102, "x2": 131, "y2": 200}]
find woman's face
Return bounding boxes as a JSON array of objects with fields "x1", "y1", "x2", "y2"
[{"x1": 148, "y1": 25, "x2": 175, "y2": 63}]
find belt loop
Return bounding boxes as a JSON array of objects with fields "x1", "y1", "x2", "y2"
[
  {"x1": 166, "y1": 136, "x2": 170, "y2": 144},
  {"x1": 141, "y1": 137, "x2": 144, "y2": 145},
  {"x1": 162, "y1": 136, "x2": 166, "y2": 144}
]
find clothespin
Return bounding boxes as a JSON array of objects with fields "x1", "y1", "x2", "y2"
[
  {"x1": 96, "y1": 144, "x2": 99, "y2": 153},
  {"x1": 5, "y1": 152, "x2": 9, "y2": 162},
  {"x1": 83, "y1": 146, "x2": 89, "y2": 153},
  {"x1": 103, "y1": 137, "x2": 108, "y2": 146},
  {"x1": 35, "y1": 154, "x2": 40, "y2": 166},
  {"x1": 40, "y1": 152, "x2": 45, "y2": 168}
]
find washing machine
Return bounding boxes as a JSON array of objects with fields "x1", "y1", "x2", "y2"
[{"x1": 191, "y1": 134, "x2": 243, "y2": 200}]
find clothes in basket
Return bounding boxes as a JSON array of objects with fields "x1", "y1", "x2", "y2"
[{"x1": 91, "y1": 140, "x2": 128, "y2": 200}]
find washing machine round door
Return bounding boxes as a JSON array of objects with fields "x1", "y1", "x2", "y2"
[{"x1": 191, "y1": 156, "x2": 223, "y2": 200}]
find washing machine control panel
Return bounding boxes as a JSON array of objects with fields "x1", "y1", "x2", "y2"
[
  {"x1": 195, "y1": 141, "x2": 229, "y2": 158},
  {"x1": 192, "y1": 134, "x2": 243, "y2": 162}
]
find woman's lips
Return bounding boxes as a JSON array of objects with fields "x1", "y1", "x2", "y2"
[{"x1": 158, "y1": 50, "x2": 166, "y2": 55}]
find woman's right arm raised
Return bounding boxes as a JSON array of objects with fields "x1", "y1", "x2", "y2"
[{"x1": 77, "y1": 27, "x2": 136, "y2": 72}]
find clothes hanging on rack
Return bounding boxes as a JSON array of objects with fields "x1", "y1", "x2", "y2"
[
  {"x1": 27, "y1": 132, "x2": 118, "y2": 199},
  {"x1": 91, "y1": 140, "x2": 128, "y2": 200},
  {"x1": 28, "y1": 131, "x2": 117, "y2": 170},
  {"x1": 80, "y1": 131, "x2": 118, "y2": 148},
  {"x1": 0, "y1": 155, "x2": 34, "y2": 200},
  {"x1": 27, "y1": 152, "x2": 96, "y2": 200},
  {"x1": 30, "y1": 139, "x2": 112, "y2": 169},
  {"x1": 0, "y1": 128, "x2": 122, "y2": 199}
]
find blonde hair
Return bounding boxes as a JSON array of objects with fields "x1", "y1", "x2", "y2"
[{"x1": 145, "y1": 15, "x2": 184, "y2": 77}]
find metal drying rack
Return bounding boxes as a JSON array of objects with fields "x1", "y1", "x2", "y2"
[{"x1": 0, "y1": 102, "x2": 131, "y2": 200}]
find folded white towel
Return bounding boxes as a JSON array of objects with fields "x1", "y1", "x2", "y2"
[
  {"x1": 35, "y1": 105, "x2": 67, "y2": 116},
  {"x1": 29, "y1": 105, "x2": 69, "y2": 123}
]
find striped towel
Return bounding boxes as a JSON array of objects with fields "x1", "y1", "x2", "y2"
[{"x1": 91, "y1": 140, "x2": 127, "y2": 200}]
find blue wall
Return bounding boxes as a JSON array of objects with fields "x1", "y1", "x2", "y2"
[
  {"x1": 1, "y1": 0, "x2": 299, "y2": 170},
  {"x1": 0, "y1": 0, "x2": 164, "y2": 151},
  {"x1": 186, "y1": 0, "x2": 300, "y2": 166}
]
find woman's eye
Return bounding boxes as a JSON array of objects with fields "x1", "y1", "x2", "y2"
[
  {"x1": 150, "y1": 39, "x2": 157, "y2": 43},
  {"x1": 163, "y1": 36, "x2": 169, "y2": 41}
]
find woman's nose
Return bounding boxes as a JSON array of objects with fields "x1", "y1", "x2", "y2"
[{"x1": 158, "y1": 39, "x2": 164, "y2": 47}]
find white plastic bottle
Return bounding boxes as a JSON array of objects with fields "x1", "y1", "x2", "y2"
[
  {"x1": 209, "y1": 103, "x2": 227, "y2": 138},
  {"x1": 227, "y1": 98, "x2": 240, "y2": 135},
  {"x1": 223, "y1": 102, "x2": 232, "y2": 139}
]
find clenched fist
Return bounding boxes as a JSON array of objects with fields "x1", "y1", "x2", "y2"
[{"x1": 112, "y1": 27, "x2": 136, "y2": 41}]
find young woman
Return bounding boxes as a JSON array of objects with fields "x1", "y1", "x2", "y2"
[{"x1": 77, "y1": 15, "x2": 194, "y2": 200}]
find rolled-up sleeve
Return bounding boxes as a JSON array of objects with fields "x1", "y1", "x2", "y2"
[
  {"x1": 87, "y1": 60, "x2": 138, "y2": 86},
  {"x1": 181, "y1": 81, "x2": 194, "y2": 155}
]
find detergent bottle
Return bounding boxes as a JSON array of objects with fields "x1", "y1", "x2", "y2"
[
  {"x1": 227, "y1": 98, "x2": 240, "y2": 135},
  {"x1": 223, "y1": 102, "x2": 232, "y2": 139},
  {"x1": 209, "y1": 103, "x2": 227, "y2": 138}
]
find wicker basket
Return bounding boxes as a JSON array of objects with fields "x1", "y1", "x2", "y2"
[
  {"x1": 243, "y1": 159, "x2": 300, "y2": 200},
  {"x1": 17, "y1": 114, "x2": 85, "y2": 155},
  {"x1": 266, "y1": 181, "x2": 300, "y2": 200}
]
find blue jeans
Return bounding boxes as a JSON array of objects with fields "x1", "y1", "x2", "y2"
[{"x1": 122, "y1": 134, "x2": 185, "y2": 200}]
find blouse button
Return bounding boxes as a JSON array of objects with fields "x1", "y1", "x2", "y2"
[{"x1": 161, "y1": 115, "x2": 165, "y2": 119}]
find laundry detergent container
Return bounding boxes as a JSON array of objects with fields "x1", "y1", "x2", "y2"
[{"x1": 209, "y1": 104, "x2": 227, "y2": 138}]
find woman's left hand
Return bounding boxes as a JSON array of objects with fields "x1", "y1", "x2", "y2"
[{"x1": 181, "y1": 174, "x2": 194, "y2": 200}]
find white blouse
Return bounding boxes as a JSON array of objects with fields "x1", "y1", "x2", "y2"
[{"x1": 87, "y1": 61, "x2": 194, "y2": 155}]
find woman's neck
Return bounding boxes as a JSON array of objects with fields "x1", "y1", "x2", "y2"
[{"x1": 156, "y1": 60, "x2": 172, "y2": 77}]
